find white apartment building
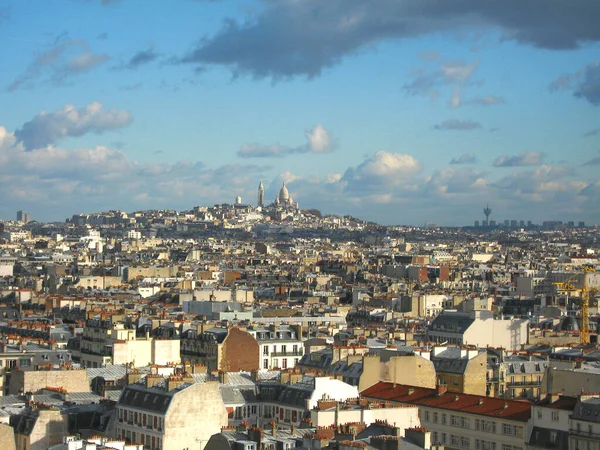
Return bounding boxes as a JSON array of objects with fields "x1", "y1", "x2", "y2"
[{"x1": 247, "y1": 324, "x2": 304, "y2": 370}]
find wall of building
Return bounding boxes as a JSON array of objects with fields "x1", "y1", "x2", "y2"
[
  {"x1": 113, "y1": 339, "x2": 152, "y2": 367},
  {"x1": 163, "y1": 382, "x2": 228, "y2": 450},
  {"x1": 220, "y1": 327, "x2": 259, "y2": 372},
  {"x1": 152, "y1": 339, "x2": 181, "y2": 366},
  {"x1": 380, "y1": 355, "x2": 436, "y2": 389},
  {"x1": 542, "y1": 367, "x2": 600, "y2": 397},
  {"x1": 0, "y1": 424, "x2": 16, "y2": 450},
  {"x1": 310, "y1": 405, "x2": 420, "y2": 431},
  {"x1": 464, "y1": 315, "x2": 529, "y2": 350},
  {"x1": 462, "y1": 352, "x2": 488, "y2": 396},
  {"x1": 27, "y1": 410, "x2": 69, "y2": 450},
  {"x1": 8, "y1": 369, "x2": 90, "y2": 395},
  {"x1": 309, "y1": 378, "x2": 358, "y2": 409}
]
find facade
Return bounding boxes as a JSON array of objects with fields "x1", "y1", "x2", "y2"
[
  {"x1": 362, "y1": 382, "x2": 531, "y2": 450},
  {"x1": 246, "y1": 325, "x2": 304, "y2": 370},
  {"x1": 431, "y1": 347, "x2": 488, "y2": 396},
  {"x1": 527, "y1": 394, "x2": 576, "y2": 450},
  {"x1": 11, "y1": 408, "x2": 68, "y2": 450},
  {"x1": 115, "y1": 376, "x2": 228, "y2": 450},
  {"x1": 486, "y1": 351, "x2": 548, "y2": 400},
  {"x1": 8, "y1": 368, "x2": 90, "y2": 395},
  {"x1": 80, "y1": 319, "x2": 180, "y2": 368},
  {"x1": 569, "y1": 395, "x2": 600, "y2": 450},
  {"x1": 426, "y1": 310, "x2": 529, "y2": 350},
  {"x1": 180, "y1": 326, "x2": 260, "y2": 372}
]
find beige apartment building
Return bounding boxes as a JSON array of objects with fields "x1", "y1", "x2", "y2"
[
  {"x1": 115, "y1": 376, "x2": 228, "y2": 450},
  {"x1": 80, "y1": 319, "x2": 180, "y2": 368},
  {"x1": 362, "y1": 381, "x2": 531, "y2": 450}
]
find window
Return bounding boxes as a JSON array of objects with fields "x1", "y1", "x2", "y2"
[
  {"x1": 549, "y1": 432, "x2": 557, "y2": 445},
  {"x1": 537, "y1": 409, "x2": 542, "y2": 419},
  {"x1": 273, "y1": 359, "x2": 279, "y2": 368},
  {"x1": 282, "y1": 358, "x2": 288, "y2": 369},
  {"x1": 424, "y1": 411, "x2": 430, "y2": 422},
  {"x1": 552, "y1": 411, "x2": 559, "y2": 422},
  {"x1": 264, "y1": 359, "x2": 269, "y2": 369},
  {"x1": 263, "y1": 346, "x2": 269, "y2": 355},
  {"x1": 442, "y1": 413, "x2": 446, "y2": 425},
  {"x1": 433, "y1": 412, "x2": 438, "y2": 423}
]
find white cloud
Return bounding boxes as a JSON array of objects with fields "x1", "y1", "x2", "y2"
[
  {"x1": 493, "y1": 151, "x2": 543, "y2": 167},
  {"x1": 15, "y1": 102, "x2": 132, "y2": 150},
  {"x1": 238, "y1": 124, "x2": 336, "y2": 158}
]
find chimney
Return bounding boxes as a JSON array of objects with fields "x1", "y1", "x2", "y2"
[
  {"x1": 145, "y1": 375, "x2": 163, "y2": 389},
  {"x1": 167, "y1": 376, "x2": 184, "y2": 391},
  {"x1": 270, "y1": 420, "x2": 277, "y2": 438},
  {"x1": 436, "y1": 384, "x2": 447, "y2": 396},
  {"x1": 405, "y1": 428, "x2": 431, "y2": 449},
  {"x1": 218, "y1": 371, "x2": 229, "y2": 384},
  {"x1": 250, "y1": 369, "x2": 258, "y2": 383}
]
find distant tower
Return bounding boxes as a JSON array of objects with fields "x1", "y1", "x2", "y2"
[
  {"x1": 258, "y1": 181, "x2": 264, "y2": 207},
  {"x1": 483, "y1": 203, "x2": 492, "y2": 224},
  {"x1": 16, "y1": 210, "x2": 30, "y2": 223}
]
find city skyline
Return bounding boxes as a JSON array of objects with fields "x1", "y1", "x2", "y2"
[{"x1": 1, "y1": 1, "x2": 599, "y2": 225}]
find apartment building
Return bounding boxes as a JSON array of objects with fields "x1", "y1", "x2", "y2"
[
  {"x1": 527, "y1": 394, "x2": 576, "y2": 449},
  {"x1": 115, "y1": 375, "x2": 228, "y2": 450},
  {"x1": 246, "y1": 325, "x2": 304, "y2": 370},
  {"x1": 362, "y1": 382, "x2": 531, "y2": 450},
  {"x1": 180, "y1": 326, "x2": 259, "y2": 372},
  {"x1": 569, "y1": 395, "x2": 600, "y2": 450},
  {"x1": 80, "y1": 319, "x2": 180, "y2": 368},
  {"x1": 426, "y1": 310, "x2": 529, "y2": 350},
  {"x1": 430, "y1": 346, "x2": 488, "y2": 396}
]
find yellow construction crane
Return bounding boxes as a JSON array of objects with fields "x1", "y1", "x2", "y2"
[{"x1": 552, "y1": 266, "x2": 596, "y2": 344}]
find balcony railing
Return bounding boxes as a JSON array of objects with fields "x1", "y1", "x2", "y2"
[
  {"x1": 270, "y1": 351, "x2": 303, "y2": 357},
  {"x1": 506, "y1": 380, "x2": 541, "y2": 387}
]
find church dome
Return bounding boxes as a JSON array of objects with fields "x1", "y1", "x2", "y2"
[
  {"x1": 278, "y1": 183, "x2": 290, "y2": 202},
  {"x1": 559, "y1": 316, "x2": 579, "y2": 332}
]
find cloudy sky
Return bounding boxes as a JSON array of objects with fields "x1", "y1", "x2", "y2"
[{"x1": 1, "y1": 0, "x2": 599, "y2": 225}]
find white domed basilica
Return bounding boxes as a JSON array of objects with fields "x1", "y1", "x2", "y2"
[{"x1": 258, "y1": 181, "x2": 299, "y2": 212}]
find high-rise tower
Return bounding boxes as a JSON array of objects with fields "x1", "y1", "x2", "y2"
[
  {"x1": 258, "y1": 181, "x2": 264, "y2": 207},
  {"x1": 483, "y1": 203, "x2": 492, "y2": 224}
]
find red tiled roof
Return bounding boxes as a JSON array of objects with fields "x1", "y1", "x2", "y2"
[{"x1": 361, "y1": 382, "x2": 531, "y2": 422}]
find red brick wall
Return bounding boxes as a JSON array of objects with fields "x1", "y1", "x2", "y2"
[{"x1": 220, "y1": 327, "x2": 259, "y2": 372}]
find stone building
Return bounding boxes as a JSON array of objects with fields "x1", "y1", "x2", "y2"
[
  {"x1": 362, "y1": 382, "x2": 531, "y2": 450},
  {"x1": 181, "y1": 326, "x2": 259, "y2": 372},
  {"x1": 430, "y1": 347, "x2": 488, "y2": 396},
  {"x1": 10, "y1": 408, "x2": 69, "y2": 450},
  {"x1": 8, "y1": 368, "x2": 90, "y2": 395},
  {"x1": 569, "y1": 395, "x2": 600, "y2": 450},
  {"x1": 115, "y1": 376, "x2": 228, "y2": 450}
]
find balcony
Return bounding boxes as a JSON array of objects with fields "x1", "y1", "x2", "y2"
[
  {"x1": 270, "y1": 351, "x2": 303, "y2": 357},
  {"x1": 570, "y1": 428, "x2": 600, "y2": 439},
  {"x1": 506, "y1": 380, "x2": 541, "y2": 387}
]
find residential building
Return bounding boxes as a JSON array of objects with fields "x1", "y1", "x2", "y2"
[
  {"x1": 426, "y1": 310, "x2": 529, "y2": 350},
  {"x1": 180, "y1": 326, "x2": 259, "y2": 372},
  {"x1": 362, "y1": 382, "x2": 531, "y2": 450},
  {"x1": 80, "y1": 319, "x2": 180, "y2": 368},
  {"x1": 569, "y1": 395, "x2": 600, "y2": 450},
  {"x1": 115, "y1": 375, "x2": 228, "y2": 450},
  {"x1": 247, "y1": 325, "x2": 304, "y2": 370},
  {"x1": 527, "y1": 394, "x2": 576, "y2": 450}
]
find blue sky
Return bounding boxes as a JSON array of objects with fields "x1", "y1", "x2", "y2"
[{"x1": 0, "y1": 0, "x2": 599, "y2": 225}]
